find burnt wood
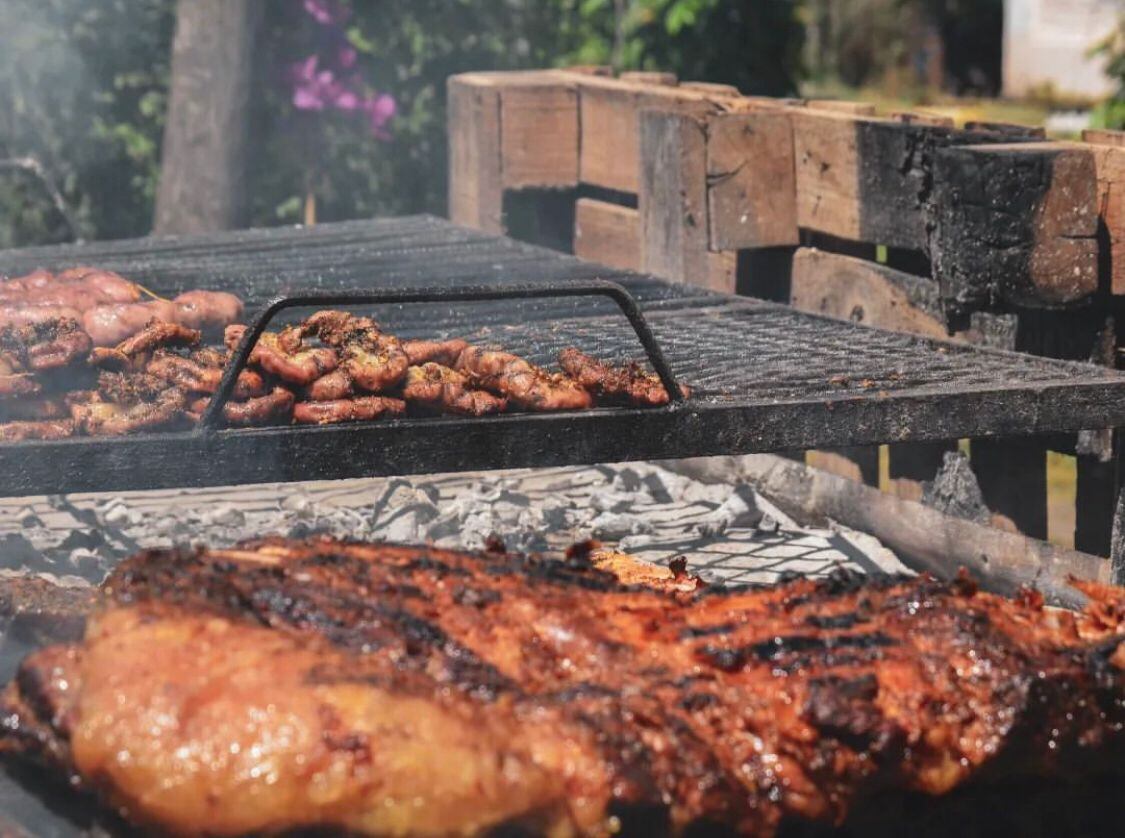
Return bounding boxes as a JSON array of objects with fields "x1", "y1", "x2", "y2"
[{"x1": 2, "y1": 216, "x2": 1125, "y2": 497}]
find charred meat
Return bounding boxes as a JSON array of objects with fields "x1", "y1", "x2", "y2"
[
  {"x1": 402, "y1": 362, "x2": 508, "y2": 416},
  {"x1": 559, "y1": 347, "x2": 686, "y2": 406},
  {"x1": 456, "y1": 345, "x2": 593, "y2": 411},
  {"x1": 292, "y1": 395, "x2": 406, "y2": 425},
  {"x1": 0, "y1": 539, "x2": 1123, "y2": 836}
]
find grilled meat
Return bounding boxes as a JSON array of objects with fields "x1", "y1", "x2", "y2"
[
  {"x1": 69, "y1": 372, "x2": 188, "y2": 436},
  {"x1": 0, "y1": 304, "x2": 84, "y2": 330},
  {"x1": 0, "y1": 268, "x2": 140, "y2": 309},
  {"x1": 456, "y1": 345, "x2": 593, "y2": 411},
  {"x1": 294, "y1": 309, "x2": 381, "y2": 348},
  {"x1": 285, "y1": 311, "x2": 409, "y2": 393},
  {"x1": 88, "y1": 320, "x2": 202, "y2": 371},
  {"x1": 403, "y1": 337, "x2": 469, "y2": 367},
  {"x1": 225, "y1": 325, "x2": 339, "y2": 386},
  {"x1": 292, "y1": 395, "x2": 406, "y2": 425},
  {"x1": 2, "y1": 539, "x2": 1123, "y2": 836},
  {"x1": 146, "y1": 349, "x2": 266, "y2": 399},
  {"x1": 81, "y1": 301, "x2": 179, "y2": 347},
  {"x1": 0, "y1": 419, "x2": 75, "y2": 441},
  {"x1": 0, "y1": 268, "x2": 55, "y2": 294},
  {"x1": 0, "y1": 318, "x2": 93, "y2": 372},
  {"x1": 305, "y1": 367, "x2": 356, "y2": 401},
  {"x1": 0, "y1": 373, "x2": 40, "y2": 399},
  {"x1": 559, "y1": 347, "x2": 686, "y2": 407},
  {"x1": 171, "y1": 290, "x2": 244, "y2": 333},
  {"x1": 187, "y1": 388, "x2": 295, "y2": 426},
  {"x1": 402, "y1": 362, "x2": 508, "y2": 416}
]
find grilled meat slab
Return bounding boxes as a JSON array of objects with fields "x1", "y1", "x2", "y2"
[{"x1": 2, "y1": 538, "x2": 1123, "y2": 836}]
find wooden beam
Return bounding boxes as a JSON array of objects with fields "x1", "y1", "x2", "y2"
[
  {"x1": 681, "y1": 81, "x2": 741, "y2": 96},
  {"x1": 565, "y1": 73, "x2": 736, "y2": 193},
  {"x1": 447, "y1": 75, "x2": 503, "y2": 233},
  {"x1": 789, "y1": 247, "x2": 949, "y2": 338},
  {"x1": 889, "y1": 110, "x2": 955, "y2": 127},
  {"x1": 1083, "y1": 128, "x2": 1125, "y2": 147},
  {"x1": 932, "y1": 142, "x2": 1099, "y2": 314},
  {"x1": 792, "y1": 113, "x2": 1043, "y2": 253},
  {"x1": 639, "y1": 109, "x2": 711, "y2": 287},
  {"x1": 1083, "y1": 139, "x2": 1125, "y2": 295},
  {"x1": 619, "y1": 70, "x2": 678, "y2": 86},
  {"x1": 807, "y1": 99, "x2": 876, "y2": 115},
  {"x1": 705, "y1": 110, "x2": 799, "y2": 250},
  {"x1": 574, "y1": 198, "x2": 640, "y2": 271}
]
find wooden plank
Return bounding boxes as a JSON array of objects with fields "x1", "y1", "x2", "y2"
[
  {"x1": 639, "y1": 109, "x2": 711, "y2": 286},
  {"x1": 890, "y1": 110, "x2": 955, "y2": 127},
  {"x1": 807, "y1": 99, "x2": 875, "y2": 115},
  {"x1": 706, "y1": 110, "x2": 799, "y2": 250},
  {"x1": 1083, "y1": 128, "x2": 1125, "y2": 147},
  {"x1": 707, "y1": 249, "x2": 738, "y2": 295},
  {"x1": 790, "y1": 247, "x2": 949, "y2": 338},
  {"x1": 448, "y1": 71, "x2": 579, "y2": 190},
  {"x1": 792, "y1": 113, "x2": 1043, "y2": 252},
  {"x1": 573, "y1": 198, "x2": 640, "y2": 271},
  {"x1": 620, "y1": 70, "x2": 678, "y2": 86},
  {"x1": 567, "y1": 73, "x2": 734, "y2": 193},
  {"x1": 1084, "y1": 141, "x2": 1125, "y2": 295},
  {"x1": 447, "y1": 75, "x2": 503, "y2": 233},
  {"x1": 498, "y1": 80, "x2": 578, "y2": 189},
  {"x1": 972, "y1": 438, "x2": 1048, "y2": 539},
  {"x1": 681, "y1": 81, "x2": 741, "y2": 96},
  {"x1": 932, "y1": 142, "x2": 1099, "y2": 314}
]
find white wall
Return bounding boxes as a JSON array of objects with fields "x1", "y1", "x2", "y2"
[{"x1": 1004, "y1": 0, "x2": 1123, "y2": 98}]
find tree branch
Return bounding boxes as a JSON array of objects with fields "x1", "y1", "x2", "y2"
[{"x1": 0, "y1": 156, "x2": 83, "y2": 243}]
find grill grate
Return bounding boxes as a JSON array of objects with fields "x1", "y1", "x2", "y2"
[{"x1": 1, "y1": 215, "x2": 1124, "y2": 496}]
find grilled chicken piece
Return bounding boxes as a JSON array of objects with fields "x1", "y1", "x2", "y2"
[
  {"x1": 402, "y1": 338, "x2": 469, "y2": 367},
  {"x1": 402, "y1": 362, "x2": 508, "y2": 416},
  {"x1": 456, "y1": 345, "x2": 593, "y2": 411},
  {"x1": 215, "y1": 386, "x2": 295, "y2": 426},
  {"x1": 285, "y1": 311, "x2": 409, "y2": 393},
  {"x1": 69, "y1": 372, "x2": 188, "y2": 436},
  {"x1": 89, "y1": 320, "x2": 202, "y2": 371},
  {"x1": 146, "y1": 349, "x2": 266, "y2": 399},
  {"x1": 559, "y1": 347, "x2": 686, "y2": 406},
  {"x1": 225, "y1": 325, "x2": 339, "y2": 386},
  {"x1": 292, "y1": 395, "x2": 406, "y2": 425},
  {"x1": 0, "y1": 317, "x2": 93, "y2": 372},
  {"x1": 0, "y1": 419, "x2": 75, "y2": 441},
  {"x1": 3, "y1": 540, "x2": 1123, "y2": 837},
  {"x1": 304, "y1": 367, "x2": 355, "y2": 401}
]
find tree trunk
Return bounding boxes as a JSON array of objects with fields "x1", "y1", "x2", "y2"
[{"x1": 153, "y1": 0, "x2": 264, "y2": 235}]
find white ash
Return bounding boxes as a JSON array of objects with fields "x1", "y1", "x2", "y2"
[{"x1": 0, "y1": 462, "x2": 908, "y2": 586}]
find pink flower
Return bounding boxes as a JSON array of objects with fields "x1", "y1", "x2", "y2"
[
  {"x1": 303, "y1": 0, "x2": 349, "y2": 26},
  {"x1": 337, "y1": 46, "x2": 358, "y2": 69},
  {"x1": 363, "y1": 93, "x2": 396, "y2": 140}
]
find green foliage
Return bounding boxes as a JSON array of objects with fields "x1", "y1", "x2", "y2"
[{"x1": 0, "y1": 0, "x2": 804, "y2": 247}]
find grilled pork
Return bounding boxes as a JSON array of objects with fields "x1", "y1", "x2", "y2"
[{"x1": 1, "y1": 538, "x2": 1122, "y2": 836}]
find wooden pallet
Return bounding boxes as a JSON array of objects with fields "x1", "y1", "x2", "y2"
[{"x1": 447, "y1": 67, "x2": 1125, "y2": 560}]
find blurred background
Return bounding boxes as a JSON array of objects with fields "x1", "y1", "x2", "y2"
[{"x1": 1, "y1": 0, "x2": 1124, "y2": 249}]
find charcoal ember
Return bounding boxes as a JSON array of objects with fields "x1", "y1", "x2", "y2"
[
  {"x1": 587, "y1": 511, "x2": 655, "y2": 540},
  {"x1": 202, "y1": 504, "x2": 245, "y2": 528},
  {"x1": 696, "y1": 485, "x2": 763, "y2": 537}
]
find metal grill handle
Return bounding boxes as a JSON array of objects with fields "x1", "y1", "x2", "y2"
[{"x1": 198, "y1": 280, "x2": 685, "y2": 433}]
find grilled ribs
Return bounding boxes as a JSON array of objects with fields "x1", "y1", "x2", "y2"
[{"x1": 1, "y1": 538, "x2": 1123, "y2": 836}]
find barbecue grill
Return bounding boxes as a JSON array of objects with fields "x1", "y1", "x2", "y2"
[{"x1": 2, "y1": 215, "x2": 1124, "y2": 497}]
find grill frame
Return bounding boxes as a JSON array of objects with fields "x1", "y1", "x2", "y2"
[{"x1": 1, "y1": 215, "x2": 1125, "y2": 497}]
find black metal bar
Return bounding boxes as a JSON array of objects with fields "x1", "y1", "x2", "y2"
[{"x1": 198, "y1": 280, "x2": 685, "y2": 432}]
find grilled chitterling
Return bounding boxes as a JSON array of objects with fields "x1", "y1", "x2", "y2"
[{"x1": 1, "y1": 538, "x2": 1123, "y2": 836}]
